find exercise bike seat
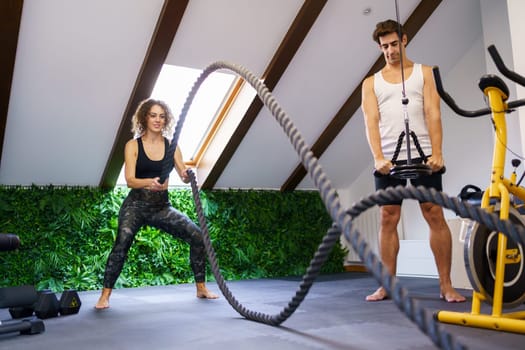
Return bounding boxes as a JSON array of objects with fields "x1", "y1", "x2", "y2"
[{"x1": 478, "y1": 74, "x2": 509, "y2": 101}]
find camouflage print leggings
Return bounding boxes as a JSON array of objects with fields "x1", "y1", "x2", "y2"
[{"x1": 102, "y1": 189, "x2": 206, "y2": 288}]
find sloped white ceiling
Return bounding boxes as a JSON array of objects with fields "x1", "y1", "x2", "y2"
[
  {"x1": 165, "y1": 0, "x2": 304, "y2": 76},
  {"x1": 0, "y1": 0, "x2": 485, "y2": 192},
  {"x1": 1, "y1": 0, "x2": 164, "y2": 186}
]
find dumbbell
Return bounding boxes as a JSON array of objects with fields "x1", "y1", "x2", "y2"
[
  {"x1": 58, "y1": 290, "x2": 82, "y2": 315},
  {"x1": 34, "y1": 290, "x2": 82, "y2": 319}
]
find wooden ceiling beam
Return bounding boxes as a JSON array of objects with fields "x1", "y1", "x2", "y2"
[
  {"x1": 280, "y1": 0, "x2": 443, "y2": 191},
  {"x1": 201, "y1": 0, "x2": 328, "y2": 189},
  {"x1": 0, "y1": 0, "x2": 24, "y2": 168}
]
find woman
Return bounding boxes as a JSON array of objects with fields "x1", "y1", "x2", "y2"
[{"x1": 95, "y1": 98, "x2": 218, "y2": 309}]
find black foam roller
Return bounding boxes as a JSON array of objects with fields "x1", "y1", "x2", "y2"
[{"x1": 0, "y1": 285, "x2": 38, "y2": 308}]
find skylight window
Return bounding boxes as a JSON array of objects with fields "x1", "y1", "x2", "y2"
[{"x1": 117, "y1": 64, "x2": 236, "y2": 187}]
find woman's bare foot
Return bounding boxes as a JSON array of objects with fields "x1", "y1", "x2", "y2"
[
  {"x1": 196, "y1": 282, "x2": 219, "y2": 299},
  {"x1": 440, "y1": 286, "x2": 466, "y2": 303},
  {"x1": 95, "y1": 297, "x2": 109, "y2": 309},
  {"x1": 95, "y1": 287, "x2": 112, "y2": 309},
  {"x1": 365, "y1": 287, "x2": 389, "y2": 301}
]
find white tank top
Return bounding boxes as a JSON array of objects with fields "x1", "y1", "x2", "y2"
[{"x1": 373, "y1": 63, "x2": 431, "y2": 161}]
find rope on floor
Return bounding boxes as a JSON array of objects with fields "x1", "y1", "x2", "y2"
[{"x1": 162, "y1": 61, "x2": 525, "y2": 350}]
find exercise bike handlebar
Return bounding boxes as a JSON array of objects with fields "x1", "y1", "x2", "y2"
[
  {"x1": 432, "y1": 67, "x2": 491, "y2": 117},
  {"x1": 487, "y1": 44, "x2": 525, "y2": 88},
  {"x1": 488, "y1": 44, "x2": 525, "y2": 111},
  {"x1": 432, "y1": 44, "x2": 525, "y2": 118}
]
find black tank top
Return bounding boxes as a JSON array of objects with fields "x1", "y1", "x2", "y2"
[{"x1": 135, "y1": 137, "x2": 169, "y2": 179}]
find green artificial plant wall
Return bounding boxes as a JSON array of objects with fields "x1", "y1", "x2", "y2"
[{"x1": 0, "y1": 186, "x2": 345, "y2": 292}]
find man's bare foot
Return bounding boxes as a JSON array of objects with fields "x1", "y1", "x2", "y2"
[
  {"x1": 196, "y1": 282, "x2": 219, "y2": 299},
  {"x1": 440, "y1": 287, "x2": 466, "y2": 303},
  {"x1": 94, "y1": 287, "x2": 112, "y2": 309},
  {"x1": 365, "y1": 287, "x2": 389, "y2": 301}
]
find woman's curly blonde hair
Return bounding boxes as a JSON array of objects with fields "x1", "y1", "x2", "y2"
[{"x1": 131, "y1": 98, "x2": 175, "y2": 139}]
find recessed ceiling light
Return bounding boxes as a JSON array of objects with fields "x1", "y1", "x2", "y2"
[{"x1": 363, "y1": 7, "x2": 372, "y2": 15}]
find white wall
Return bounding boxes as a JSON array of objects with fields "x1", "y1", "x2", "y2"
[
  {"x1": 507, "y1": 0, "x2": 525, "y2": 156},
  {"x1": 480, "y1": 0, "x2": 521, "y2": 154}
]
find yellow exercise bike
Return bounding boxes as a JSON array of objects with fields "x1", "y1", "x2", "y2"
[{"x1": 432, "y1": 45, "x2": 525, "y2": 333}]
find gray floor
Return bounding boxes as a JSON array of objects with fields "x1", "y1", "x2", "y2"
[{"x1": 0, "y1": 272, "x2": 524, "y2": 349}]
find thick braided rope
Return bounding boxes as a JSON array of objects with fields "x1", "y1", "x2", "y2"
[
  {"x1": 165, "y1": 61, "x2": 462, "y2": 349},
  {"x1": 345, "y1": 185, "x2": 525, "y2": 349},
  {"x1": 159, "y1": 61, "x2": 525, "y2": 349},
  {"x1": 347, "y1": 186, "x2": 525, "y2": 248},
  {"x1": 187, "y1": 169, "x2": 342, "y2": 325}
]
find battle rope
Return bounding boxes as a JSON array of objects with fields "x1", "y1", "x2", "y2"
[
  {"x1": 161, "y1": 61, "x2": 525, "y2": 350},
  {"x1": 188, "y1": 169, "x2": 342, "y2": 326}
]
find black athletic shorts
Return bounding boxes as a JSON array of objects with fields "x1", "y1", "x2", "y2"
[{"x1": 374, "y1": 157, "x2": 443, "y2": 206}]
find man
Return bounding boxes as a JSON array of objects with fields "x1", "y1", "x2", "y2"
[{"x1": 361, "y1": 19, "x2": 465, "y2": 303}]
